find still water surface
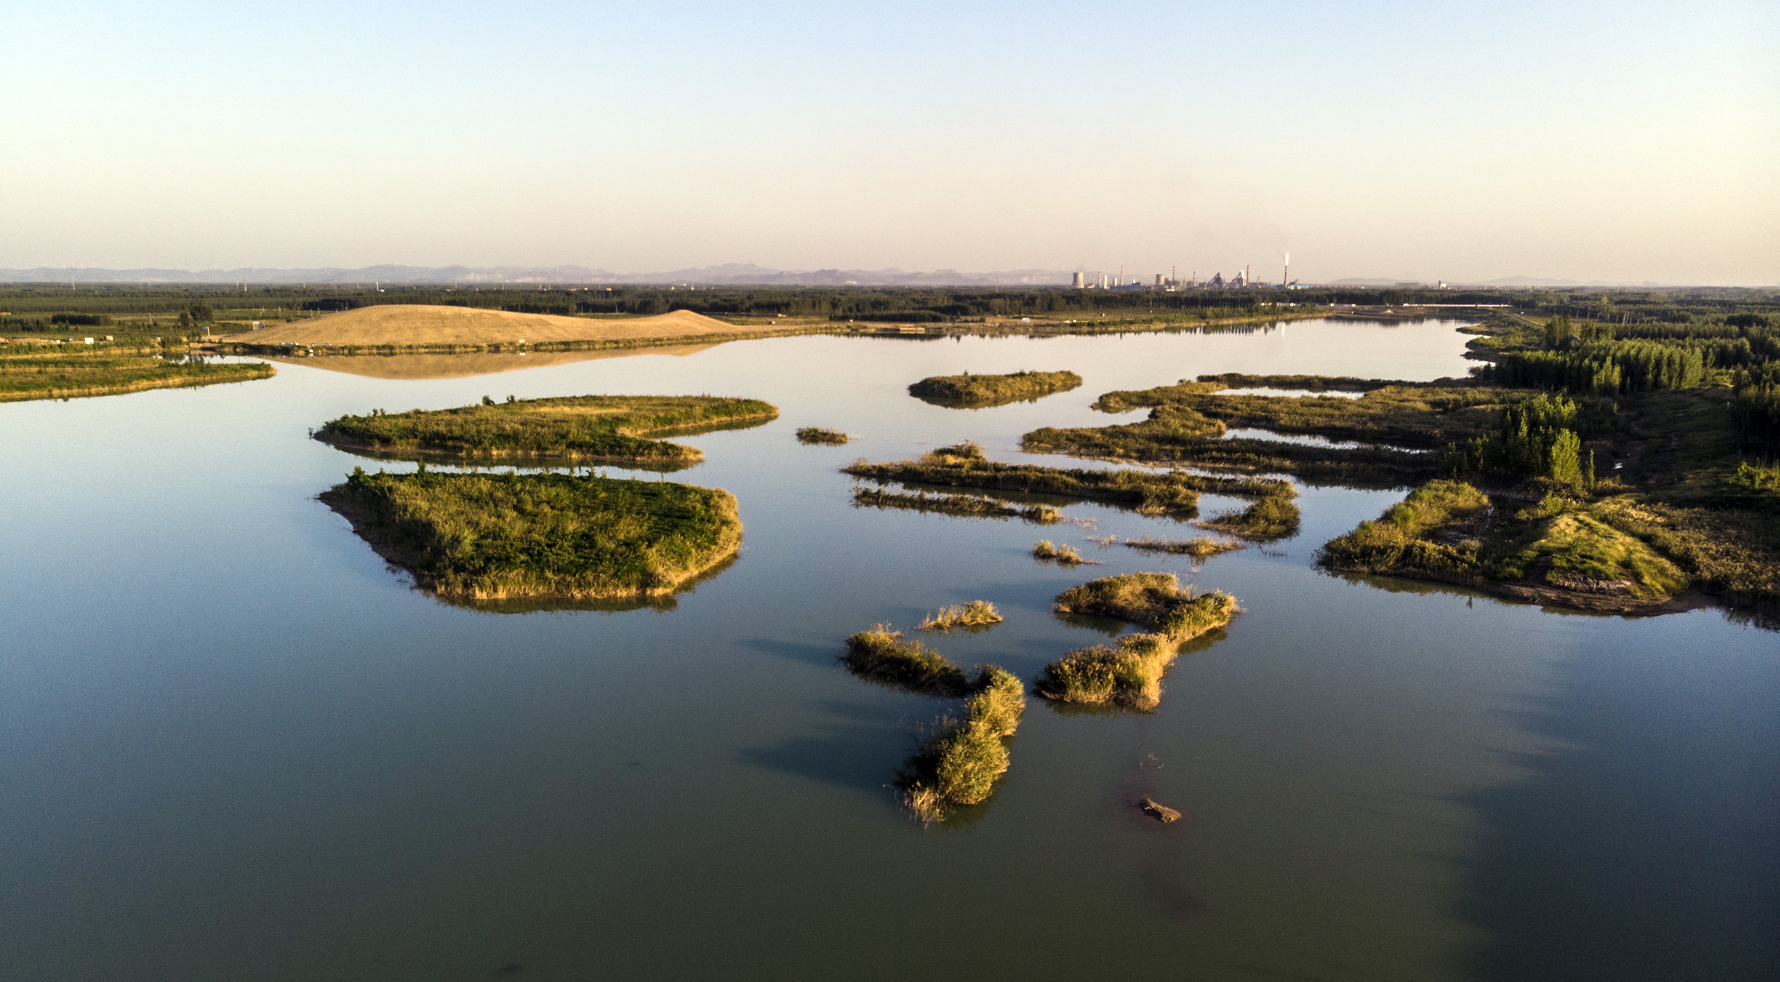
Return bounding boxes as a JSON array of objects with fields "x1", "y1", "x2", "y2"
[{"x1": 3, "y1": 319, "x2": 1775, "y2": 981}]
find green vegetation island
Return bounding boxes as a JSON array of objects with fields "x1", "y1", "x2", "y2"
[
  {"x1": 1037, "y1": 573, "x2": 1239, "y2": 711},
  {"x1": 1266, "y1": 306, "x2": 1780, "y2": 619},
  {"x1": 845, "y1": 440, "x2": 1289, "y2": 518},
  {"x1": 315, "y1": 394, "x2": 778, "y2": 465},
  {"x1": 0, "y1": 346, "x2": 272, "y2": 402},
  {"x1": 908, "y1": 369, "x2": 1082, "y2": 407},
  {"x1": 795, "y1": 426, "x2": 852, "y2": 445},
  {"x1": 319, "y1": 468, "x2": 742, "y2": 604}
]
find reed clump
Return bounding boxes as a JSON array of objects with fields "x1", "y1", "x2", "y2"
[
  {"x1": 1035, "y1": 633, "x2": 1180, "y2": 711},
  {"x1": 908, "y1": 369, "x2": 1082, "y2": 407},
  {"x1": 1123, "y1": 535, "x2": 1244, "y2": 559},
  {"x1": 1052, "y1": 572, "x2": 1239, "y2": 640},
  {"x1": 901, "y1": 667, "x2": 1026, "y2": 822},
  {"x1": 1038, "y1": 574, "x2": 1239, "y2": 710},
  {"x1": 842, "y1": 626, "x2": 971, "y2": 695},
  {"x1": 318, "y1": 468, "x2": 741, "y2": 602},
  {"x1": 851, "y1": 486, "x2": 1062, "y2": 523},
  {"x1": 919, "y1": 600, "x2": 1003, "y2": 632},
  {"x1": 1197, "y1": 495, "x2": 1303, "y2": 541},
  {"x1": 1033, "y1": 540, "x2": 1095, "y2": 565},
  {"x1": 796, "y1": 426, "x2": 852, "y2": 445},
  {"x1": 315, "y1": 394, "x2": 778, "y2": 464}
]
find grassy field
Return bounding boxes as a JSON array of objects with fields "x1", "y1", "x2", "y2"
[
  {"x1": 319, "y1": 469, "x2": 742, "y2": 603},
  {"x1": 908, "y1": 369, "x2": 1082, "y2": 407},
  {"x1": 315, "y1": 394, "x2": 778, "y2": 464},
  {"x1": 0, "y1": 349, "x2": 273, "y2": 402},
  {"x1": 846, "y1": 441, "x2": 1288, "y2": 515}
]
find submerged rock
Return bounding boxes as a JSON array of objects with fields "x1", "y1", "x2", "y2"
[{"x1": 1139, "y1": 797, "x2": 1182, "y2": 823}]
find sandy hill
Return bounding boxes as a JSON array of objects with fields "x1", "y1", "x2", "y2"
[
  {"x1": 262, "y1": 343, "x2": 718, "y2": 379},
  {"x1": 233, "y1": 305, "x2": 744, "y2": 348}
]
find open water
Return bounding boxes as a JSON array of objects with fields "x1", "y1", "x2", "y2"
[{"x1": 3, "y1": 318, "x2": 1775, "y2": 981}]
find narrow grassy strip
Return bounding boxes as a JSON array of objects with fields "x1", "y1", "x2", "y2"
[
  {"x1": 1024, "y1": 420, "x2": 1433, "y2": 486},
  {"x1": 842, "y1": 626, "x2": 971, "y2": 695},
  {"x1": 0, "y1": 352, "x2": 273, "y2": 402},
  {"x1": 1193, "y1": 372, "x2": 1446, "y2": 393},
  {"x1": 908, "y1": 369, "x2": 1082, "y2": 406},
  {"x1": 1037, "y1": 573, "x2": 1240, "y2": 711},
  {"x1": 846, "y1": 440, "x2": 1288, "y2": 514},
  {"x1": 919, "y1": 600, "x2": 1003, "y2": 632},
  {"x1": 315, "y1": 394, "x2": 778, "y2": 464},
  {"x1": 851, "y1": 486, "x2": 1062, "y2": 523},
  {"x1": 1091, "y1": 379, "x2": 1525, "y2": 446},
  {"x1": 319, "y1": 468, "x2": 741, "y2": 602},
  {"x1": 1123, "y1": 535, "x2": 1244, "y2": 559},
  {"x1": 901, "y1": 667, "x2": 1026, "y2": 823},
  {"x1": 1196, "y1": 495, "x2": 1302, "y2": 541},
  {"x1": 796, "y1": 426, "x2": 853, "y2": 445}
]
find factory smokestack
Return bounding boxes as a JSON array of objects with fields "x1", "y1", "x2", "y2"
[{"x1": 1072, "y1": 271, "x2": 1085, "y2": 289}]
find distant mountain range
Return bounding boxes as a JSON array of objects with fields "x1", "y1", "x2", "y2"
[{"x1": 0, "y1": 264, "x2": 1077, "y2": 287}]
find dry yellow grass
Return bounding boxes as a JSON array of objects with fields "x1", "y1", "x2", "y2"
[{"x1": 232, "y1": 305, "x2": 746, "y2": 349}]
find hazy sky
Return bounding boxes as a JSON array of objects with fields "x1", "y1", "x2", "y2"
[{"x1": 3, "y1": 0, "x2": 1775, "y2": 283}]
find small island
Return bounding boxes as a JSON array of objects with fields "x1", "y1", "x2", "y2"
[
  {"x1": 320, "y1": 467, "x2": 742, "y2": 603},
  {"x1": 1037, "y1": 573, "x2": 1239, "y2": 711},
  {"x1": 314, "y1": 394, "x2": 778, "y2": 465},
  {"x1": 909, "y1": 369, "x2": 1082, "y2": 407}
]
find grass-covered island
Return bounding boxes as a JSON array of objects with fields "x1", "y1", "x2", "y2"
[
  {"x1": 1295, "y1": 306, "x2": 1780, "y2": 619},
  {"x1": 795, "y1": 426, "x2": 852, "y2": 445},
  {"x1": 315, "y1": 394, "x2": 778, "y2": 465},
  {"x1": 319, "y1": 468, "x2": 742, "y2": 603},
  {"x1": 0, "y1": 348, "x2": 273, "y2": 402},
  {"x1": 845, "y1": 440, "x2": 1288, "y2": 518},
  {"x1": 840, "y1": 625, "x2": 1026, "y2": 822},
  {"x1": 909, "y1": 370, "x2": 1082, "y2": 407},
  {"x1": 1037, "y1": 573, "x2": 1240, "y2": 711}
]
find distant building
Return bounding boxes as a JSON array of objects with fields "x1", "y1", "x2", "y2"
[{"x1": 1072, "y1": 272, "x2": 1086, "y2": 289}]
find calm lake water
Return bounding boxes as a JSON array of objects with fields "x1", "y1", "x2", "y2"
[{"x1": 3, "y1": 319, "x2": 1776, "y2": 981}]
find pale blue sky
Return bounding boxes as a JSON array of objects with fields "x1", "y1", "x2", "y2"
[{"x1": 3, "y1": 0, "x2": 1775, "y2": 283}]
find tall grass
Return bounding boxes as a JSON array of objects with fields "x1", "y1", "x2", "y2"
[
  {"x1": 900, "y1": 667, "x2": 1026, "y2": 822},
  {"x1": 842, "y1": 626, "x2": 971, "y2": 695},
  {"x1": 1197, "y1": 496, "x2": 1302, "y2": 541},
  {"x1": 318, "y1": 469, "x2": 741, "y2": 601},
  {"x1": 918, "y1": 601, "x2": 1003, "y2": 632}
]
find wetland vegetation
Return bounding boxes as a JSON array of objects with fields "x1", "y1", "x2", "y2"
[
  {"x1": 0, "y1": 348, "x2": 272, "y2": 402},
  {"x1": 795, "y1": 426, "x2": 852, "y2": 445},
  {"x1": 1038, "y1": 573, "x2": 1239, "y2": 710},
  {"x1": 918, "y1": 601, "x2": 1003, "y2": 632},
  {"x1": 908, "y1": 369, "x2": 1082, "y2": 407},
  {"x1": 1032, "y1": 540, "x2": 1094, "y2": 565},
  {"x1": 845, "y1": 440, "x2": 1288, "y2": 515},
  {"x1": 851, "y1": 486, "x2": 1062, "y2": 523},
  {"x1": 318, "y1": 468, "x2": 742, "y2": 603},
  {"x1": 315, "y1": 394, "x2": 778, "y2": 464},
  {"x1": 1121, "y1": 535, "x2": 1244, "y2": 559},
  {"x1": 839, "y1": 623, "x2": 1025, "y2": 822}
]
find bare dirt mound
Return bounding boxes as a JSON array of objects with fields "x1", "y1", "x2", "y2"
[
  {"x1": 234, "y1": 305, "x2": 742, "y2": 348},
  {"x1": 261, "y1": 343, "x2": 718, "y2": 379}
]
